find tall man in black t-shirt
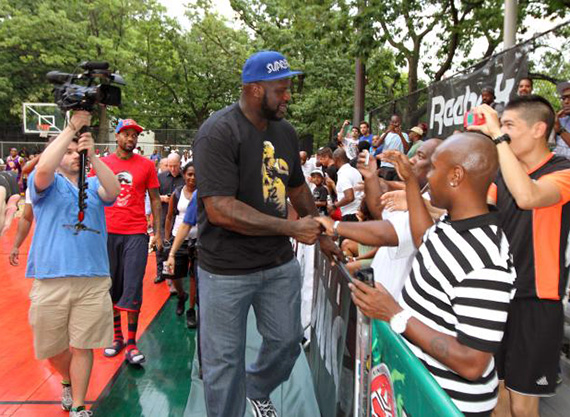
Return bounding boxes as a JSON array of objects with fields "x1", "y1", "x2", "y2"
[{"x1": 193, "y1": 50, "x2": 342, "y2": 417}]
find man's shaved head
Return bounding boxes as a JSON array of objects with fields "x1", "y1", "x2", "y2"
[
  {"x1": 435, "y1": 132, "x2": 498, "y2": 192},
  {"x1": 332, "y1": 147, "x2": 349, "y2": 164}
]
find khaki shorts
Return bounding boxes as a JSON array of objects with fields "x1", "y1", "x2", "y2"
[{"x1": 29, "y1": 277, "x2": 113, "y2": 360}]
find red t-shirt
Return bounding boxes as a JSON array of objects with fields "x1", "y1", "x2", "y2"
[{"x1": 99, "y1": 154, "x2": 159, "y2": 234}]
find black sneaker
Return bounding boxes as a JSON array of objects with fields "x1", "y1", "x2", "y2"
[
  {"x1": 186, "y1": 308, "x2": 197, "y2": 328},
  {"x1": 176, "y1": 292, "x2": 188, "y2": 316},
  {"x1": 248, "y1": 398, "x2": 278, "y2": 417}
]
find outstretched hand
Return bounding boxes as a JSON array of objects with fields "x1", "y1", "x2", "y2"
[
  {"x1": 318, "y1": 234, "x2": 345, "y2": 265},
  {"x1": 555, "y1": 110, "x2": 564, "y2": 133},
  {"x1": 381, "y1": 150, "x2": 415, "y2": 183},
  {"x1": 314, "y1": 216, "x2": 334, "y2": 236},
  {"x1": 9, "y1": 247, "x2": 19, "y2": 266},
  {"x1": 356, "y1": 150, "x2": 378, "y2": 179},
  {"x1": 291, "y1": 216, "x2": 322, "y2": 245},
  {"x1": 381, "y1": 190, "x2": 408, "y2": 212}
]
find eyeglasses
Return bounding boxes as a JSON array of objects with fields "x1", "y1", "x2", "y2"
[{"x1": 561, "y1": 95, "x2": 570, "y2": 101}]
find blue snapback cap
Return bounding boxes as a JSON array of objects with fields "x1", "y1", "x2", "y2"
[{"x1": 242, "y1": 51, "x2": 303, "y2": 83}]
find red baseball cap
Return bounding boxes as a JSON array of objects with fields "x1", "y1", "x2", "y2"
[{"x1": 115, "y1": 119, "x2": 143, "y2": 134}]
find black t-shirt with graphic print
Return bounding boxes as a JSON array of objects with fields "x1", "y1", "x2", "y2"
[
  {"x1": 193, "y1": 103, "x2": 305, "y2": 275},
  {"x1": 312, "y1": 184, "x2": 329, "y2": 215}
]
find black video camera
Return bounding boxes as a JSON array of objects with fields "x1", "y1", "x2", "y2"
[{"x1": 47, "y1": 61, "x2": 125, "y2": 111}]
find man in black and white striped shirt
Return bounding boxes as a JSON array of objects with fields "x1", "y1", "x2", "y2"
[{"x1": 350, "y1": 133, "x2": 516, "y2": 417}]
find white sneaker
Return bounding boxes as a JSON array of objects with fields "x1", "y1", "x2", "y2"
[
  {"x1": 248, "y1": 398, "x2": 278, "y2": 417},
  {"x1": 69, "y1": 409, "x2": 93, "y2": 417},
  {"x1": 61, "y1": 385, "x2": 72, "y2": 411}
]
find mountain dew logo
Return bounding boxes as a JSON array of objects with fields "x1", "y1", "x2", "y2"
[{"x1": 371, "y1": 363, "x2": 396, "y2": 417}]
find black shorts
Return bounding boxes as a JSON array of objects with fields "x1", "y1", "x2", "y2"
[
  {"x1": 107, "y1": 233, "x2": 149, "y2": 312},
  {"x1": 0, "y1": 171, "x2": 18, "y2": 203},
  {"x1": 164, "y1": 239, "x2": 190, "y2": 280},
  {"x1": 495, "y1": 297, "x2": 564, "y2": 396}
]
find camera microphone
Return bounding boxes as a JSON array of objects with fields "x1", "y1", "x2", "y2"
[
  {"x1": 80, "y1": 61, "x2": 110, "y2": 71},
  {"x1": 46, "y1": 71, "x2": 72, "y2": 84}
]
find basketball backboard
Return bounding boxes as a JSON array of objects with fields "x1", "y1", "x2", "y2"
[{"x1": 23, "y1": 103, "x2": 68, "y2": 134}]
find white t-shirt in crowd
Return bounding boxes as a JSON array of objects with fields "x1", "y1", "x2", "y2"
[
  {"x1": 173, "y1": 189, "x2": 190, "y2": 238},
  {"x1": 335, "y1": 163, "x2": 363, "y2": 216},
  {"x1": 301, "y1": 157, "x2": 316, "y2": 180},
  {"x1": 381, "y1": 132, "x2": 410, "y2": 168},
  {"x1": 371, "y1": 192, "x2": 430, "y2": 297},
  {"x1": 371, "y1": 210, "x2": 416, "y2": 298},
  {"x1": 342, "y1": 137, "x2": 359, "y2": 159}
]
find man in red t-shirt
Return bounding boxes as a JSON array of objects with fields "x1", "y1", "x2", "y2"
[{"x1": 99, "y1": 119, "x2": 162, "y2": 365}]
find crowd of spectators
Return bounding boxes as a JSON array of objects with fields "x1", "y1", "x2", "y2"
[
  {"x1": 298, "y1": 78, "x2": 570, "y2": 417},
  {"x1": 2, "y1": 74, "x2": 570, "y2": 417}
]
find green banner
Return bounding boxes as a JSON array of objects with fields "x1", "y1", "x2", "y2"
[{"x1": 370, "y1": 321, "x2": 463, "y2": 417}]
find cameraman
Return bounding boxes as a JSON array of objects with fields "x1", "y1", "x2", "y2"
[{"x1": 26, "y1": 111, "x2": 120, "y2": 417}]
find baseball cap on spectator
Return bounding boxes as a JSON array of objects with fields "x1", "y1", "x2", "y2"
[
  {"x1": 409, "y1": 127, "x2": 424, "y2": 136},
  {"x1": 116, "y1": 119, "x2": 143, "y2": 134},
  {"x1": 310, "y1": 169, "x2": 324, "y2": 177},
  {"x1": 242, "y1": 51, "x2": 303, "y2": 83},
  {"x1": 556, "y1": 81, "x2": 570, "y2": 95},
  {"x1": 481, "y1": 86, "x2": 495, "y2": 95}
]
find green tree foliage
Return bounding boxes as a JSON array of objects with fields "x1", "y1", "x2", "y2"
[
  {"x1": 0, "y1": 0, "x2": 251, "y2": 140},
  {"x1": 230, "y1": 0, "x2": 405, "y2": 146}
]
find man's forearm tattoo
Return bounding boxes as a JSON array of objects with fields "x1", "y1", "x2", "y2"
[{"x1": 430, "y1": 336, "x2": 449, "y2": 359}]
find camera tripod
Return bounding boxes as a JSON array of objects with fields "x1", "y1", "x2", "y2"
[{"x1": 63, "y1": 128, "x2": 100, "y2": 235}]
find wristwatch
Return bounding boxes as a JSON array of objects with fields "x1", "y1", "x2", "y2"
[
  {"x1": 333, "y1": 220, "x2": 340, "y2": 239},
  {"x1": 492, "y1": 133, "x2": 511, "y2": 145},
  {"x1": 390, "y1": 310, "x2": 412, "y2": 334},
  {"x1": 558, "y1": 127, "x2": 567, "y2": 135}
]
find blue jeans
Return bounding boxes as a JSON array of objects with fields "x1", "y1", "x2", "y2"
[{"x1": 198, "y1": 258, "x2": 303, "y2": 417}]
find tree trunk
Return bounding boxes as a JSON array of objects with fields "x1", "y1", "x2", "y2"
[
  {"x1": 353, "y1": 58, "x2": 366, "y2": 125},
  {"x1": 97, "y1": 106, "x2": 109, "y2": 143}
]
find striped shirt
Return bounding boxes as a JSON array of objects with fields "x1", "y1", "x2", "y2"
[{"x1": 399, "y1": 211, "x2": 516, "y2": 416}]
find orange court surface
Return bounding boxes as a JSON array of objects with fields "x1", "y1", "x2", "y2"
[{"x1": 0, "y1": 219, "x2": 170, "y2": 417}]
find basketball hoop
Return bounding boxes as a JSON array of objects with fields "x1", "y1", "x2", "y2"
[{"x1": 38, "y1": 123, "x2": 50, "y2": 138}]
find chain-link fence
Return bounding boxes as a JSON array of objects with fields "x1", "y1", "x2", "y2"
[
  {"x1": 0, "y1": 126, "x2": 197, "y2": 149},
  {"x1": 0, "y1": 141, "x2": 194, "y2": 162},
  {"x1": 368, "y1": 87, "x2": 429, "y2": 135}
]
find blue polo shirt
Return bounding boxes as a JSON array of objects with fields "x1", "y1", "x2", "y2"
[{"x1": 26, "y1": 172, "x2": 115, "y2": 279}]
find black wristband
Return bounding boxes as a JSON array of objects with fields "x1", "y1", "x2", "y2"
[{"x1": 493, "y1": 133, "x2": 511, "y2": 145}]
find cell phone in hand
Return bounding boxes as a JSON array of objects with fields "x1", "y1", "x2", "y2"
[
  {"x1": 354, "y1": 267, "x2": 375, "y2": 287},
  {"x1": 464, "y1": 110, "x2": 486, "y2": 128}
]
